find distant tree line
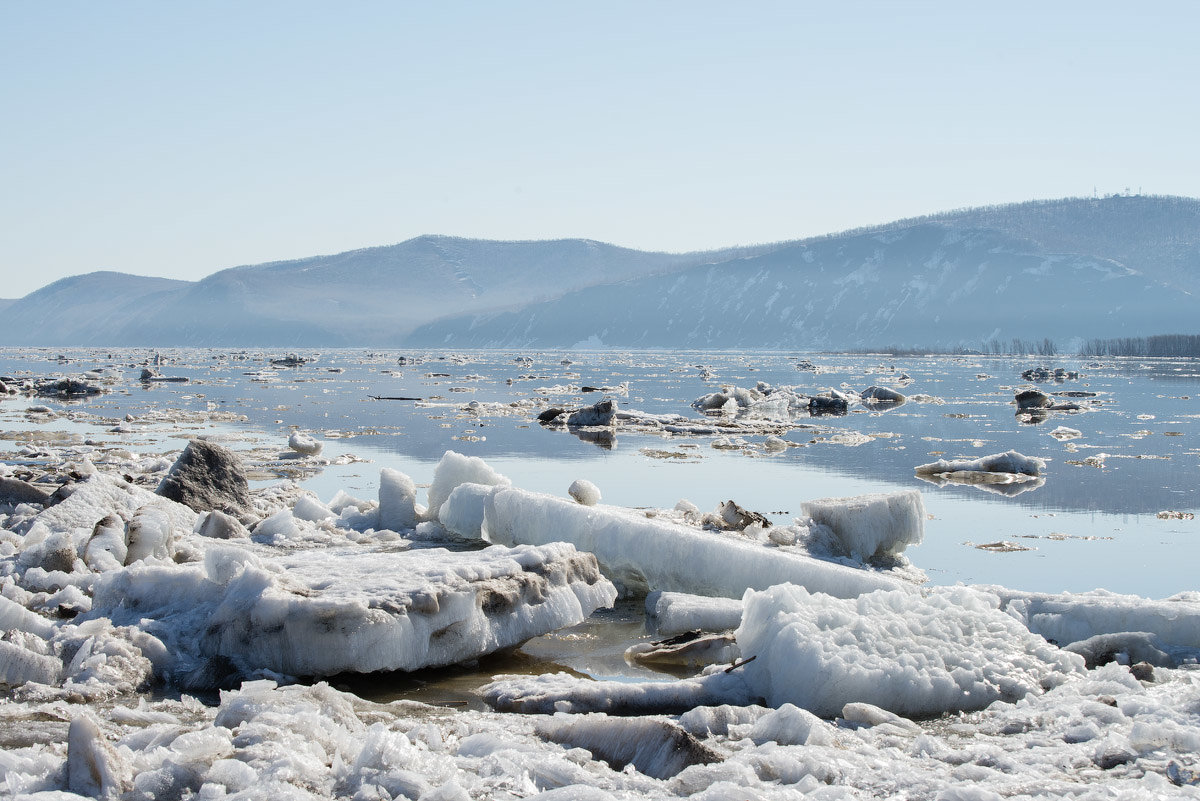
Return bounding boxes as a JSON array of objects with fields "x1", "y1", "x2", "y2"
[
  {"x1": 854, "y1": 334, "x2": 1200, "y2": 358},
  {"x1": 1078, "y1": 334, "x2": 1200, "y2": 357}
]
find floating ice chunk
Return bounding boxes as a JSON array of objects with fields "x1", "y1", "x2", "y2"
[
  {"x1": 288, "y1": 431, "x2": 323, "y2": 456},
  {"x1": 566, "y1": 398, "x2": 617, "y2": 427},
  {"x1": 484, "y1": 487, "x2": 908, "y2": 598},
  {"x1": 646, "y1": 591, "x2": 744, "y2": 636},
  {"x1": 535, "y1": 714, "x2": 722, "y2": 779},
  {"x1": 800, "y1": 490, "x2": 925, "y2": 563},
  {"x1": 425, "y1": 451, "x2": 510, "y2": 520},
  {"x1": 568, "y1": 479, "x2": 601, "y2": 506},
  {"x1": 438, "y1": 482, "x2": 493, "y2": 539},
  {"x1": 915, "y1": 450, "x2": 1046, "y2": 477},
  {"x1": 735, "y1": 584, "x2": 1085, "y2": 717},
  {"x1": 378, "y1": 468, "x2": 422, "y2": 531},
  {"x1": 861, "y1": 385, "x2": 906, "y2": 405},
  {"x1": 1050, "y1": 426, "x2": 1083, "y2": 441}
]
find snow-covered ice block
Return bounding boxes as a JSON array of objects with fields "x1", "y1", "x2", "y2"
[
  {"x1": 90, "y1": 541, "x2": 616, "y2": 681},
  {"x1": 915, "y1": 450, "x2": 1046, "y2": 477},
  {"x1": 735, "y1": 584, "x2": 1085, "y2": 717},
  {"x1": 646, "y1": 591, "x2": 744, "y2": 636},
  {"x1": 425, "y1": 451, "x2": 510, "y2": 520},
  {"x1": 484, "y1": 487, "x2": 908, "y2": 598},
  {"x1": 799, "y1": 489, "x2": 925, "y2": 562}
]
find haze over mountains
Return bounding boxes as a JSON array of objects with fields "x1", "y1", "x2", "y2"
[{"x1": 4, "y1": 195, "x2": 1198, "y2": 351}]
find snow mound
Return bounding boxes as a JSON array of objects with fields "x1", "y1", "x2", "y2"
[{"x1": 735, "y1": 584, "x2": 1086, "y2": 717}]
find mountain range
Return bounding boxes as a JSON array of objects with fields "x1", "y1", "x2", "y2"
[{"x1": 3, "y1": 195, "x2": 1198, "y2": 350}]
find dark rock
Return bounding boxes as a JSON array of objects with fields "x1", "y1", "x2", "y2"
[
  {"x1": 1015, "y1": 389, "x2": 1052, "y2": 410},
  {"x1": 1095, "y1": 747, "x2": 1136, "y2": 770},
  {"x1": 34, "y1": 378, "x2": 104, "y2": 398},
  {"x1": 156, "y1": 439, "x2": 252, "y2": 514},
  {"x1": 0, "y1": 477, "x2": 54, "y2": 507},
  {"x1": 808, "y1": 394, "x2": 848, "y2": 416},
  {"x1": 716, "y1": 499, "x2": 772, "y2": 531}
]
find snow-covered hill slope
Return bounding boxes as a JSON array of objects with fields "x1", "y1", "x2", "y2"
[
  {"x1": 407, "y1": 220, "x2": 1197, "y2": 351},
  {"x1": 0, "y1": 272, "x2": 191, "y2": 346},
  {"x1": 3, "y1": 196, "x2": 1198, "y2": 349}
]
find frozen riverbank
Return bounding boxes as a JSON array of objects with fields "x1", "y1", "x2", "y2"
[{"x1": 3, "y1": 348, "x2": 1200, "y2": 798}]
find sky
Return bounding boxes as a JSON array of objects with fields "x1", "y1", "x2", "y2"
[{"x1": 2, "y1": 1, "x2": 1198, "y2": 298}]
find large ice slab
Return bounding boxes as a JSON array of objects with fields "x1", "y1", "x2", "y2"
[
  {"x1": 89, "y1": 541, "x2": 616, "y2": 683},
  {"x1": 483, "y1": 486, "x2": 909, "y2": 598}
]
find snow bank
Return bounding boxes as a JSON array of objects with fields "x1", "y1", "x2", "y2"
[
  {"x1": 735, "y1": 584, "x2": 1086, "y2": 717},
  {"x1": 800, "y1": 489, "x2": 925, "y2": 562},
  {"x1": 483, "y1": 486, "x2": 909, "y2": 598}
]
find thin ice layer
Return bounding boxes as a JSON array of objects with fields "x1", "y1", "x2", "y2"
[{"x1": 483, "y1": 487, "x2": 908, "y2": 598}]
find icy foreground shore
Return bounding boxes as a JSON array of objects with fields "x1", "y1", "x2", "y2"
[{"x1": 3, "y1": 446, "x2": 1200, "y2": 798}]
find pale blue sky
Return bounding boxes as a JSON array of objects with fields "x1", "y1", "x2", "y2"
[{"x1": 2, "y1": 1, "x2": 1196, "y2": 297}]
